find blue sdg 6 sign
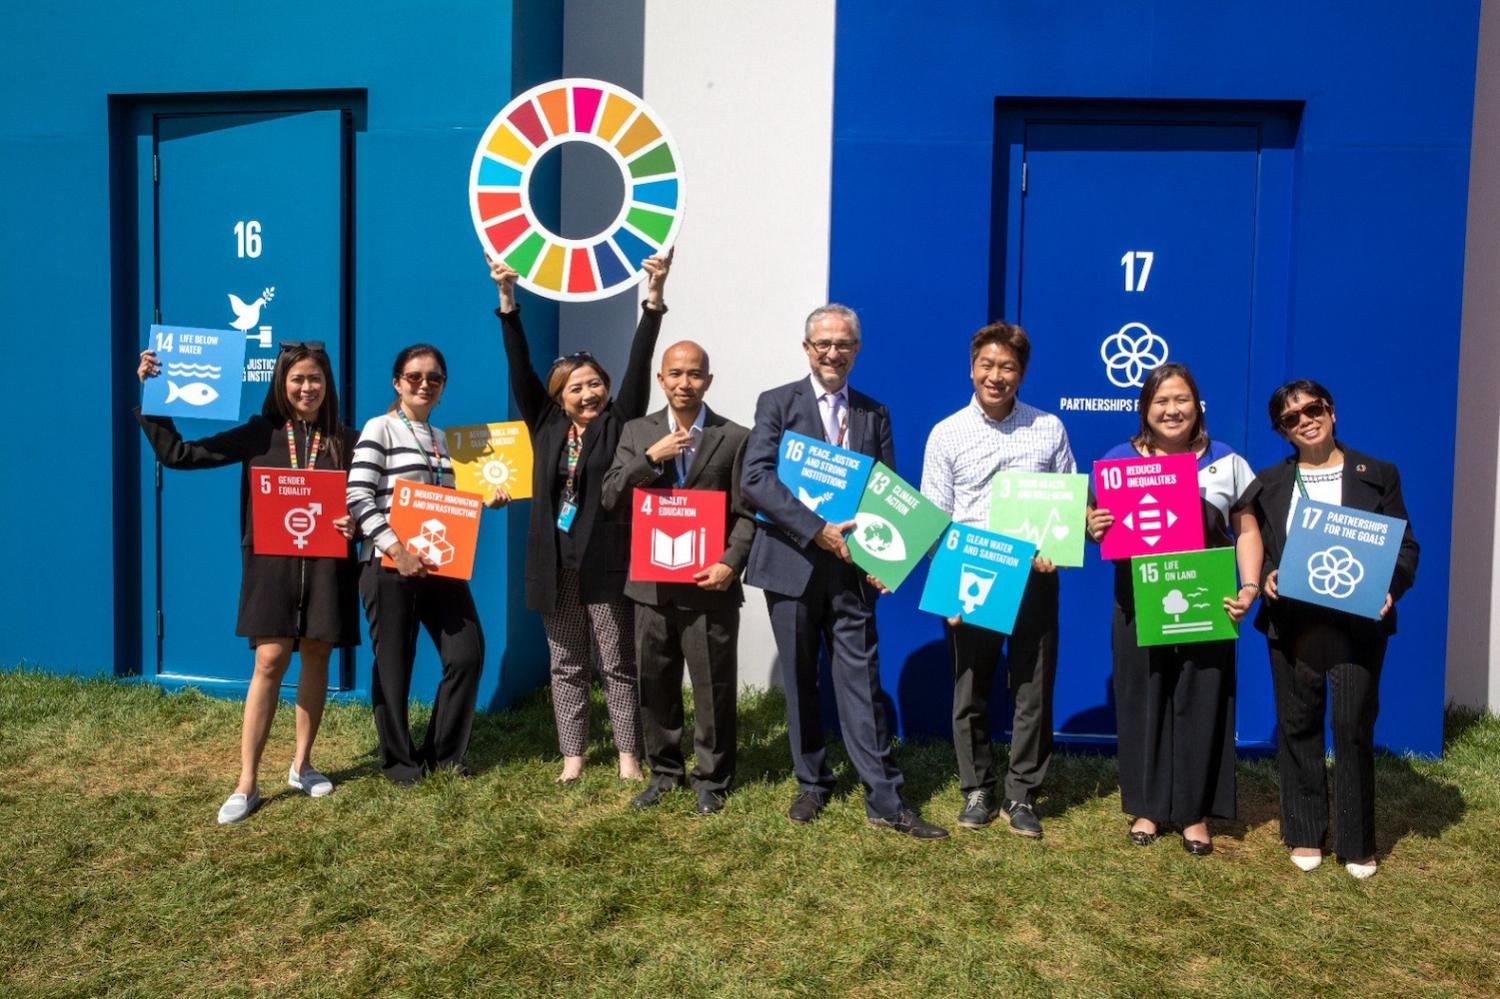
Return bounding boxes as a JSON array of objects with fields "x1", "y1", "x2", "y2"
[{"x1": 1277, "y1": 499, "x2": 1407, "y2": 621}]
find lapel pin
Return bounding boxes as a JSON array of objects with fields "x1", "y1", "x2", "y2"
[{"x1": 1357, "y1": 463, "x2": 1367, "y2": 473}]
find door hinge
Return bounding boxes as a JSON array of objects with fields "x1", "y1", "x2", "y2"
[
  {"x1": 154, "y1": 306, "x2": 161, "y2": 324},
  {"x1": 1021, "y1": 162, "x2": 1028, "y2": 194},
  {"x1": 155, "y1": 460, "x2": 162, "y2": 489},
  {"x1": 156, "y1": 610, "x2": 164, "y2": 639},
  {"x1": 153, "y1": 154, "x2": 159, "y2": 184}
]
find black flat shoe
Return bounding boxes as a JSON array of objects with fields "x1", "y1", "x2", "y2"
[
  {"x1": 1128, "y1": 821, "x2": 1160, "y2": 847},
  {"x1": 1181, "y1": 833, "x2": 1213, "y2": 856}
]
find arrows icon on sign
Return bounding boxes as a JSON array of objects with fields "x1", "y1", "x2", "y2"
[{"x1": 1122, "y1": 492, "x2": 1177, "y2": 547}]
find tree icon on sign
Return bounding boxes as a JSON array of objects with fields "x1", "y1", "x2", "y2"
[{"x1": 1162, "y1": 589, "x2": 1189, "y2": 622}]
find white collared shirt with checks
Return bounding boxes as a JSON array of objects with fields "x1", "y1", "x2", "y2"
[{"x1": 921, "y1": 396, "x2": 1076, "y2": 528}]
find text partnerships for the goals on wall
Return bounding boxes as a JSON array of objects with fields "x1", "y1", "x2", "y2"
[
  {"x1": 381, "y1": 483, "x2": 483, "y2": 580},
  {"x1": 920, "y1": 525, "x2": 1037, "y2": 635},
  {"x1": 446, "y1": 422, "x2": 534, "y2": 501},
  {"x1": 1277, "y1": 499, "x2": 1406, "y2": 620},
  {"x1": 1130, "y1": 547, "x2": 1239, "y2": 646},
  {"x1": 251, "y1": 469, "x2": 349, "y2": 559},
  {"x1": 1092, "y1": 452, "x2": 1202, "y2": 560},
  {"x1": 469, "y1": 78, "x2": 684, "y2": 302},
  {"x1": 629, "y1": 488, "x2": 728, "y2": 583},
  {"x1": 141, "y1": 325, "x2": 248, "y2": 421},
  {"x1": 989, "y1": 471, "x2": 1087, "y2": 567},
  {"x1": 848, "y1": 463, "x2": 951, "y2": 592}
]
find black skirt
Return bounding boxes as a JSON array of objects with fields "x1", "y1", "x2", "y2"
[{"x1": 234, "y1": 547, "x2": 361, "y2": 647}]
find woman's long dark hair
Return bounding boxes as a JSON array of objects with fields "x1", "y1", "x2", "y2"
[
  {"x1": 262, "y1": 344, "x2": 346, "y2": 468},
  {"x1": 1130, "y1": 362, "x2": 1208, "y2": 454}
]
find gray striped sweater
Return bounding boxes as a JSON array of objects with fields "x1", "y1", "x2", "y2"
[{"x1": 346, "y1": 411, "x2": 455, "y2": 562}]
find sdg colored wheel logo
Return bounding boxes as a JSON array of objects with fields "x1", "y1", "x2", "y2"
[{"x1": 469, "y1": 78, "x2": 685, "y2": 302}]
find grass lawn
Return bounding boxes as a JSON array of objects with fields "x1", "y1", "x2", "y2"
[{"x1": 2, "y1": 668, "x2": 1498, "y2": 997}]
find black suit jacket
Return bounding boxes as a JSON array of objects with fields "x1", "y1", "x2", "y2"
[
  {"x1": 740, "y1": 376, "x2": 895, "y2": 599},
  {"x1": 1242, "y1": 443, "x2": 1419, "y2": 638},
  {"x1": 498, "y1": 303, "x2": 663, "y2": 614},
  {"x1": 601, "y1": 405, "x2": 755, "y2": 609}
]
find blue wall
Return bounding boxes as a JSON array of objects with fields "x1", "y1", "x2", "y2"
[
  {"x1": 829, "y1": 1, "x2": 1480, "y2": 755},
  {"x1": 0, "y1": 1, "x2": 560, "y2": 709}
]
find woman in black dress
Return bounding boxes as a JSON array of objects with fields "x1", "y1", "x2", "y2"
[
  {"x1": 1240, "y1": 380, "x2": 1418, "y2": 879},
  {"x1": 137, "y1": 342, "x2": 358, "y2": 824}
]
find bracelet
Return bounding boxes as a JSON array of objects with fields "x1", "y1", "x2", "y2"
[{"x1": 1240, "y1": 582, "x2": 1262, "y2": 594}]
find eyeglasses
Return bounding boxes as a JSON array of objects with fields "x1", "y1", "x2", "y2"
[
  {"x1": 805, "y1": 339, "x2": 859, "y2": 355},
  {"x1": 400, "y1": 372, "x2": 446, "y2": 387},
  {"x1": 1277, "y1": 400, "x2": 1330, "y2": 430},
  {"x1": 552, "y1": 350, "x2": 597, "y2": 366},
  {"x1": 279, "y1": 340, "x2": 327, "y2": 353}
]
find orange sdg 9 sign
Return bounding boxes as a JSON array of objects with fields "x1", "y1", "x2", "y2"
[
  {"x1": 381, "y1": 481, "x2": 484, "y2": 580},
  {"x1": 445, "y1": 421, "x2": 533, "y2": 500}
]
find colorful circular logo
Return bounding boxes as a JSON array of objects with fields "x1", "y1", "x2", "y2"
[{"x1": 469, "y1": 78, "x2": 685, "y2": 303}]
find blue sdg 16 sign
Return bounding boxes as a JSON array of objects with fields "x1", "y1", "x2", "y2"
[
  {"x1": 767, "y1": 430, "x2": 873, "y2": 524},
  {"x1": 1277, "y1": 499, "x2": 1407, "y2": 621}
]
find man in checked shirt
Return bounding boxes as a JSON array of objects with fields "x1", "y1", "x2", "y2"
[{"x1": 921, "y1": 321, "x2": 1076, "y2": 838}]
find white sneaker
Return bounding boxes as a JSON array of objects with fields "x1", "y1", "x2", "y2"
[
  {"x1": 1346, "y1": 860, "x2": 1378, "y2": 880},
  {"x1": 217, "y1": 788, "x2": 261, "y2": 825},
  {"x1": 288, "y1": 765, "x2": 334, "y2": 798},
  {"x1": 1290, "y1": 852, "x2": 1323, "y2": 872}
]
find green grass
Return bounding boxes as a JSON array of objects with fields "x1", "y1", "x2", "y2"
[{"x1": 2, "y1": 668, "x2": 1498, "y2": 998}]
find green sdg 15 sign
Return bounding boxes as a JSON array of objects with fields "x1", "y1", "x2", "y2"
[
  {"x1": 1130, "y1": 547, "x2": 1239, "y2": 646},
  {"x1": 848, "y1": 462, "x2": 951, "y2": 591}
]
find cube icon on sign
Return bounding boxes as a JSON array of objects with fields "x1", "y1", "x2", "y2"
[
  {"x1": 419, "y1": 518, "x2": 446, "y2": 542},
  {"x1": 428, "y1": 537, "x2": 455, "y2": 566}
]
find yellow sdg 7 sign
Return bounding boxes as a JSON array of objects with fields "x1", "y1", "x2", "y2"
[{"x1": 445, "y1": 421, "x2": 534, "y2": 500}]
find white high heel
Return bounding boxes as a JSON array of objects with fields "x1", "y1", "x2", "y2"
[
  {"x1": 1345, "y1": 860, "x2": 1378, "y2": 880},
  {"x1": 1290, "y1": 851, "x2": 1323, "y2": 872}
]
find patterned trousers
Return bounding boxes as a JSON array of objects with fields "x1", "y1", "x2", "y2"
[{"x1": 542, "y1": 568, "x2": 641, "y2": 757}]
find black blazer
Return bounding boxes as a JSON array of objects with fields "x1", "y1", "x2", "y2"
[
  {"x1": 499, "y1": 303, "x2": 663, "y2": 614},
  {"x1": 1242, "y1": 443, "x2": 1419, "y2": 638},
  {"x1": 601, "y1": 405, "x2": 755, "y2": 609},
  {"x1": 740, "y1": 376, "x2": 895, "y2": 599}
]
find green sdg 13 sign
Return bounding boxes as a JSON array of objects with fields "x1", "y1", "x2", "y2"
[
  {"x1": 1129, "y1": 547, "x2": 1239, "y2": 646},
  {"x1": 848, "y1": 462, "x2": 951, "y2": 591}
]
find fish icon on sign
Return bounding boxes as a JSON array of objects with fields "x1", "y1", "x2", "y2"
[
  {"x1": 166, "y1": 381, "x2": 221, "y2": 407},
  {"x1": 1120, "y1": 491, "x2": 1178, "y2": 547}
]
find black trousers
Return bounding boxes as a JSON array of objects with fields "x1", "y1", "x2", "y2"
[
  {"x1": 359, "y1": 562, "x2": 485, "y2": 784},
  {"x1": 1112, "y1": 601, "x2": 1237, "y2": 823},
  {"x1": 766, "y1": 557, "x2": 905, "y2": 819},
  {"x1": 635, "y1": 602, "x2": 738, "y2": 792},
  {"x1": 947, "y1": 571, "x2": 1058, "y2": 803},
  {"x1": 1268, "y1": 618, "x2": 1385, "y2": 860}
]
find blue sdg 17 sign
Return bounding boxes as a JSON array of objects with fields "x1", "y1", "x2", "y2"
[
  {"x1": 1277, "y1": 499, "x2": 1407, "y2": 621},
  {"x1": 919, "y1": 525, "x2": 1037, "y2": 634},
  {"x1": 768, "y1": 430, "x2": 874, "y2": 525},
  {"x1": 141, "y1": 324, "x2": 247, "y2": 422}
]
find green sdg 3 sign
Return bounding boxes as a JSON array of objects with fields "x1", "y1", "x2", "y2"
[
  {"x1": 1129, "y1": 547, "x2": 1239, "y2": 646},
  {"x1": 848, "y1": 462, "x2": 951, "y2": 591}
]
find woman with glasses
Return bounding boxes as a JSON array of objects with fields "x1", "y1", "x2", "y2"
[
  {"x1": 1238, "y1": 380, "x2": 1418, "y2": 879},
  {"x1": 1086, "y1": 363, "x2": 1263, "y2": 856},
  {"x1": 485, "y1": 249, "x2": 673, "y2": 783},
  {"x1": 347, "y1": 345, "x2": 486, "y2": 785},
  {"x1": 136, "y1": 341, "x2": 359, "y2": 824}
]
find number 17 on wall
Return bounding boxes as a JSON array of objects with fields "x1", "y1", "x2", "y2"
[{"x1": 1121, "y1": 250, "x2": 1154, "y2": 292}]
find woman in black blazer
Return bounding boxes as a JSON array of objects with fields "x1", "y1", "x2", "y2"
[
  {"x1": 485, "y1": 250, "x2": 672, "y2": 783},
  {"x1": 1240, "y1": 379, "x2": 1419, "y2": 879}
]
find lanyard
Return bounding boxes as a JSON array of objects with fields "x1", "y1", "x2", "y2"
[
  {"x1": 1294, "y1": 465, "x2": 1309, "y2": 499},
  {"x1": 564, "y1": 424, "x2": 582, "y2": 499},
  {"x1": 396, "y1": 410, "x2": 444, "y2": 486},
  {"x1": 285, "y1": 421, "x2": 322, "y2": 470}
]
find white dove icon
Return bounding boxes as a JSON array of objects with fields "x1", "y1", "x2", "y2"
[{"x1": 228, "y1": 287, "x2": 275, "y2": 331}]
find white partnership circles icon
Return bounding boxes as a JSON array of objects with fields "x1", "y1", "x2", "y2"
[
  {"x1": 1100, "y1": 322, "x2": 1169, "y2": 388},
  {"x1": 1307, "y1": 545, "x2": 1364, "y2": 599}
]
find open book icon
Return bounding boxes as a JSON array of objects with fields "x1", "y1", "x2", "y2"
[{"x1": 650, "y1": 528, "x2": 702, "y2": 571}]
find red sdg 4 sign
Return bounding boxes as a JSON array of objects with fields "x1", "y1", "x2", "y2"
[
  {"x1": 629, "y1": 488, "x2": 727, "y2": 583},
  {"x1": 250, "y1": 468, "x2": 350, "y2": 558}
]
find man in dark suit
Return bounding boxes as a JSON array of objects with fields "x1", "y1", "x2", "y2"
[
  {"x1": 603, "y1": 341, "x2": 754, "y2": 815},
  {"x1": 741, "y1": 304, "x2": 948, "y2": 839}
]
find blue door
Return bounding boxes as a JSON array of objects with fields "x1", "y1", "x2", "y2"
[
  {"x1": 999, "y1": 114, "x2": 1283, "y2": 746},
  {"x1": 145, "y1": 108, "x2": 348, "y2": 690}
]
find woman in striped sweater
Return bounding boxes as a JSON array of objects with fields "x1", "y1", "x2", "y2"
[{"x1": 347, "y1": 345, "x2": 485, "y2": 785}]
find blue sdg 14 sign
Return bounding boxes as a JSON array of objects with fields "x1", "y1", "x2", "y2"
[
  {"x1": 768, "y1": 430, "x2": 873, "y2": 524},
  {"x1": 141, "y1": 324, "x2": 248, "y2": 422},
  {"x1": 919, "y1": 524, "x2": 1037, "y2": 634},
  {"x1": 1277, "y1": 499, "x2": 1407, "y2": 621}
]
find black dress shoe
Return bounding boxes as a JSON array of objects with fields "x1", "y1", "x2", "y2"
[
  {"x1": 630, "y1": 781, "x2": 678, "y2": 809},
  {"x1": 1181, "y1": 833, "x2": 1213, "y2": 856},
  {"x1": 868, "y1": 808, "x2": 950, "y2": 840},
  {"x1": 1000, "y1": 798, "x2": 1044, "y2": 839},
  {"x1": 956, "y1": 788, "x2": 999, "y2": 829},
  {"x1": 787, "y1": 791, "x2": 828, "y2": 824},
  {"x1": 695, "y1": 788, "x2": 726, "y2": 815}
]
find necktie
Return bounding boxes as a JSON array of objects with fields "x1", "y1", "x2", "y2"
[{"x1": 824, "y1": 393, "x2": 844, "y2": 446}]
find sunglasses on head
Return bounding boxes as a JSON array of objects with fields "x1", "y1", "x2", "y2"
[
  {"x1": 552, "y1": 350, "x2": 597, "y2": 366},
  {"x1": 1278, "y1": 400, "x2": 1330, "y2": 431},
  {"x1": 279, "y1": 340, "x2": 327, "y2": 353},
  {"x1": 400, "y1": 371, "x2": 446, "y2": 387}
]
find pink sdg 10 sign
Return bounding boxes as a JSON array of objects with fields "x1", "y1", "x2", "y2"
[{"x1": 1093, "y1": 452, "x2": 1203, "y2": 560}]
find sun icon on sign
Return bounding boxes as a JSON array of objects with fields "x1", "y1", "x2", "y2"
[{"x1": 481, "y1": 457, "x2": 513, "y2": 487}]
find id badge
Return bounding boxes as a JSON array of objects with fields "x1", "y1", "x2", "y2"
[{"x1": 556, "y1": 499, "x2": 578, "y2": 533}]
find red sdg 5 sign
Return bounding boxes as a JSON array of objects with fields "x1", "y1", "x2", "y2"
[
  {"x1": 629, "y1": 488, "x2": 727, "y2": 583},
  {"x1": 250, "y1": 468, "x2": 350, "y2": 558}
]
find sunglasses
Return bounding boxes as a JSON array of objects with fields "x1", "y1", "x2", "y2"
[
  {"x1": 279, "y1": 340, "x2": 327, "y2": 353},
  {"x1": 400, "y1": 372, "x2": 446, "y2": 387},
  {"x1": 552, "y1": 350, "x2": 597, "y2": 366},
  {"x1": 1278, "y1": 400, "x2": 1330, "y2": 431}
]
